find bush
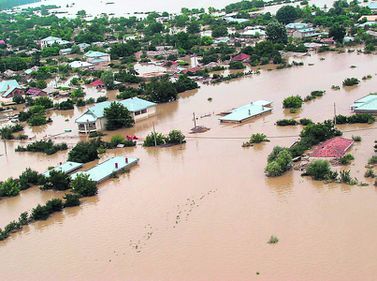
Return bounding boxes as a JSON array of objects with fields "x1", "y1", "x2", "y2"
[
  {"x1": 27, "y1": 114, "x2": 48, "y2": 126},
  {"x1": 45, "y1": 199, "x2": 63, "y2": 213},
  {"x1": 56, "y1": 99, "x2": 74, "y2": 110},
  {"x1": 306, "y1": 160, "x2": 332, "y2": 180},
  {"x1": 68, "y1": 140, "x2": 99, "y2": 163},
  {"x1": 72, "y1": 174, "x2": 97, "y2": 197},
  {"x1": 299, "y1": 118, "x2": 313, "y2": 126},
  {"x1": 249, "y1": 133, "x2": 269, "y2": 144},
  {"x1": 166, "y1": 130, "x2": 186, "y2": 144},
  {"x1": 43, "y1": 170, "x2": 71, "y2": 191},
  {"x1": 0, "y1": 178, "x2": 20, "y2": 197},
  {"x1": 276, "y1": 119, "x2": 298, "y2": 126},
  {"x1": 352, "y1": 135, "x2": 361, "y2": 142},
  {"x1": 143, "y1": 132, "x2": 166, "y2": 147},
  {"x1": 339, "y1": 154, "x2": 354, "y2": 165},
  {"x1": 63, "y1": 194, "x2": 81, "y2": 207},
  {"x1": 229, "y1": 61, "x2": 245, "y2": 69},
  {"x1": 283, "y1": 95, "x2": 303, "y2": 109},
  {"x1": 16, "y1": 139, "x2": 68, "y2": 155},
  {"x1": 369, "y1": 156, "x2": 377, "y2": 165},
  {"x1": 342, "y1": 77, "x2": 360, "y2": 86},
  {"x1": 110, "y1": 135, "x2": 126, "y2": 146},
  {"x1": 96, "y1": 96, "x2": 108, "y2": 103},
  {"x1": 31, "y1": 204, "x2": 50, "y2": 221},
  {"x1": 339, "y1": 170, "x2": 357, "y2": 185},
  {"x1": 267, "y1": 235, "x2": 279, "y2": 244},
  {"x1": 365, "y1": 169, "x2": 375, "y2": 178},
  {"x1": 18, "y1": 168, "x2": 45, "y2": 190},
  {"x1": 265, "y1": 147, "x2": 292, "y2": 177}
]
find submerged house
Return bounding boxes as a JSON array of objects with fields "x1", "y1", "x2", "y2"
[
  {"x1": 351, "y1": 94, "x2": 377, "y2": 114},
  {"x1": 75, "y1": 97, "x2": 156, "y2": 133},
  {"x1": 231, "y1": 53, "x2": 250, "y2": 62},
  {"x1": 220, "y1": 100, "x2": 272, "y2": 123},
  {"x1": 40, "y1": 36, "x2": 70, "y2": 49},
  {"x1": 310, "y1": 137, "x2": 354, "y2": 158},
  {"x1": 0, "y1": 80, "x2": 24, "y2": 98}
]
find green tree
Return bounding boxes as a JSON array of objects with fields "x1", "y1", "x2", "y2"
[
  {"x1": 43, "y1": 170, "x2": 71, "y2": 191},
  {"x1": 283, "y1": 95, "x2": 303, "y2": 109},
  {"x1": 276, "y1": 5, "x2": 299, "y2": 24},
  {"x1": 0, "y1": 178, "x2": 20, "y2": 197},
  {"x1": 329, "y1": 24, "x2": 346, "y2": 43},
  {"x1": 144, "y1": 76, "x2": 178, "y2": 103},
  {"x1": 72, "y1": 174, "x2": 97, "y2": 197},
  {"x1": 68, "y1": 140, "x2": 99, "y2": 163},
  {"x1": 306, "y1": 160, "x2": 332, "y2": 180},
  {"x1": 104, "y1": 102, "x2": 135, "y2": 130},
  {"x1": 166, "y1": 130, "x2": 186, "y2": 144},
  {"x1": 266, "y1": 22, "x2": 288, "y2": 44},
  {"x1": 100, "y1": 71, "x2": 115, "y2": 89}
]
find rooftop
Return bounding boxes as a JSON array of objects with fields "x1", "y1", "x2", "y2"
[
  {"x1": 0, "y1": 80, "x2": 21, "y2": 98},
  {"x1": 220, "y1": 100, "x2": 272, "y2": 123},
  {"x1": 43, "y1": 161, "x2": 83, "y2": 177},
  {"x1": 71, "y1": 156, "x2": 139, "y2": 183},
  {"x1": 352, "y1": 94, "x2": 377, "y2": 112},
  {"x1": 84, "y1": 50, "x2": 109, "y2": 58},
  {"x1": 310, "y1": 137, "x2": 354, "y2": 158}
]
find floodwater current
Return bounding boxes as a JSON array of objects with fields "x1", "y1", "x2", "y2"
[{"x1": 1, "y1": 51, "x2": 377, "y2": 279}]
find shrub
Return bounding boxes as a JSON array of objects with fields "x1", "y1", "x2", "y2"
[
  {"x1": 283, "y1": 95, "x2": 303, "y2": 109},
  {"x1": 31, "y1": 204, "x2": 50, "y2": 221},
  {"x1": 299, "y1": 118, "x2": 313, "y2": 126},
  {"x1": 96, "y1": 96, "x2": 108, "y2": 103},
  {"x1": 63, "y1": 194, "x2": 81, "y2": 207},
  {"x1": 342, "y1": 77, "x2": 360, "y2": 86},
  {"x1": 339, "y1": 154, "x2": 354, "y2": 165},
  {"x1": 16, "y1": 139, "x2": 68, "y2": 155},
  {"x1": 43, "y1": 170, "x2": 71, "y2": 191},
  {"x1": 143, "y1": 132, "x2": 166, "y2": 147},
  {"x1": 166, "y1": 130, "x2": 186, "y2": 144},
  {"x1": 339, "y1": 170, "x2": 357, "y2": 185},
  {"x1": 18, "y1": 168, "x2": 45, "y2": 190},
  {"x1": 0, "y1": 178, "x2": 20, "y2": 197},
  {"x1": 229, "y1": 61, "x2": 245, "y2": 69},
  {"x1": 249, "y1": 133, "x2": 269, "y2": 144},
  {"x1": 68, "y1": 140, "x2": 99, "y2": 163},
  {"x1": 18, "y1": 212, "x2": 29, "y2": 226},
  {"x1": 369, "y1": 156, "x2": 377, "y2": 165},
  {"x1": 306, "y1": 160, "x2": 332, "y2": 180},
  {"x1": 71, "y1": 174, "x2": 97, "y2": 197},
  {"x1": 56, "y1": 99, "x2": 74, "y2": 110},
  {"x1": 276, "y1": 119, "x2": 298, "y2": 126},
  {"x1": 365, "y1": 169, "x2": 375, "y2": 178},
  {"x1": 27, "y1": 114, "x2": 48, "y2": 126},
  {"x1": 268, "y1": 235, "x2": 279, "y2": 244},
  {"x1": 352, "y1": 135, "x2": 361, "y2": 142},
  {"x1": 265, "y1": 148, "x2": 292, "y2": 177},
  {"x1": 110, "y1": 135, "x2": 126, "y2": 146},
  {"x1": 45, "y1": 199, "x2": 63, "y2": 213}
]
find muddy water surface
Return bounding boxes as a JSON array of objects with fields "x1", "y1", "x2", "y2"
[{"x1": 1, "y1": 51, "x2": 377, "y2": 281}]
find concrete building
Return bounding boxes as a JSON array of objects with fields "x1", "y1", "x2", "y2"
[
  {"x1": 40, "y1": 36, "x2": 70, "y2": 49},
  {"x1": 84, "y1": 51, "x2": 111, "y2": 64},
  {"x1": 75, "y1": 97, "x2": 156, "y2": 133}
]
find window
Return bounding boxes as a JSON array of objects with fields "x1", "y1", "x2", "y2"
[{"x1": 141, "y1": 109, "x2": 147, "y2": 114}]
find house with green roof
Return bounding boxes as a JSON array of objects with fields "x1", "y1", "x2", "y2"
[
  {"x1": 75, "y1": 97, "x2": 156, "y2": 133},
  {"x1": 351, "y1": 94, "x2": 377, "y2": 114},
  {"x1": 84, "y1": 51, "x2": 111, "y2": 65},
  {"x1": 0, "y1": 80, "x2": 24, "y2": 98}
]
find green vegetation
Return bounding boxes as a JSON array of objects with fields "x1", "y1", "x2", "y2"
[
  {"x1": 304, "y1": 90, "x2": 325, "y2": 102},
  {"x1": 305, "y1": 160, "x2": 336, "y2": 180},
  {"x1": 342, "y1": 78, "x2": 360, "y2": 87},
  {"x1": 0, "y1": 124, "x2": 24, "y2": 140},
  {"x1": 16, "y1": 139, "x2": 68, "y2": 155},
  {"x1": 339, "y1": 154, "x2": 354, "y2": 165},
  {"x1": 265, "y1": 147, "x2": 292, "y2": 177},
  {"x1": 104, "y1": 102, "x2": 135, "y2": 131},
  {"x1": 71, "y1": 174, "x2": 98, "y2": 197},
  {"x1": 283, "y1": 95, "x2": 303, "y2": 109},
  {"x1": 143, "y1": 132, "x2": 166, "y2": 147},
  {"x1": 352, "y1": 135, "x2": 362, "y2": 142},
  {"x1": 369, "y1": 156, "x2": 377, "y2": 165},
  {"x1": 229, "y1": 61, "x2": 246, "y2": 70},
  {"x1": 42, "y1": 170, "x2": 71, "y2": 191},
  {"x1": 68, "y1": 140, "x2": 100, "y2": 163},
  {"x1": 166, "y1": 130, "x2": 186, "y2": 145},
  {"x1": 249, "y1": 133, "x2": 269, "y2": 144},
  {"x1": 335, "y1": 114, "x2": 375, "y2": 124},
  {"x1": 267, "y1": 235, "x2": 279, "y2": 244},
  {"x1": 0, "y1": 178, "x2": 21, "y2": 197},
  {"x1": 276, "y1": 119, "x2": 298, "y2": 126}
]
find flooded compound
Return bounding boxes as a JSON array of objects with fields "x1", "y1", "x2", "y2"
[{"x1": 1, "y1": 50, "x2": 377, "y2": 281}]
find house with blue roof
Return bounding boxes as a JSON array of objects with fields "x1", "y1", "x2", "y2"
[
  {"x1": 368, "y1": 2, "x2": 377, "y2": 10},
  {"x1": 220, "y1": 100, "x2": 272, "y2": 123},
  {"x1": 84, "y1": 50, "x2": 111, "y2": 65},
  {"x1": 0, "y1": 80, "x2": 24, "y2": 98},
  {"x1": 75, "y1": 97, "x2": 157, "y2": 133},
  {"x1": 351, "y1": 94, "x2": 377, "y2": 114}
]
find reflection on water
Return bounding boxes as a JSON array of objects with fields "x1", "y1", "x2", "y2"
[{"x1": 1, "y1": 51, "x2": 377, "y2": 280}]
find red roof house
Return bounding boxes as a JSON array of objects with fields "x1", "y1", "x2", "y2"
[
  {"x1": 90, "y1": 79, "x2": 105, "y2": 88},
  {"x1": 26, "y1": 87, "x2": 47, "y2": 97},
  {"x1": 231, "y1": 53, "x2": 250, "y2": 62},
  {"x1": 310, "y1": 137, "x2": 354, "y2": 158},
  {"x1": 182, "y1": 66, "x2": 202, "y2": 75}
]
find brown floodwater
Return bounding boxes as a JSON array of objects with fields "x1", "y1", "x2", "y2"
[{"x1": 1, "y1": 51, "x2": 377, "y2": 281}]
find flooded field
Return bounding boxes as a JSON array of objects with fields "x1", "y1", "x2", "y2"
[
  {"x1": 1, "y1": 51, "x2": 377, "y2": 280},
  {"x1": 21, "y1": 0, "x2": 338, "y2": 17}
]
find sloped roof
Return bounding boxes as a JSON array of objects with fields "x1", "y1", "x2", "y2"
[
  {"x1": 75, "y1": 97, "x2": 156, "y2": 123},
  {"x1": 310, "y1": 137, "x2": 354, "y2": 158},
  {"x1": 0, "y1": 80, "x2": 21, "y2": 98},
  {"x1": 220, "y1": 100, "x2": 272, "y2": 122},
  {"x1": 84, "y1": 50, "x2": 109, "y2": 58},
  {"x1": 231, "y1": 53, "x2": 250, "y2": 62},
  {"x1": 352, "y1": 94, "x2": 377, "y2": 112}
]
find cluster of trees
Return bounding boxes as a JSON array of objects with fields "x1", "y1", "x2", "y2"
[
  {"x1": 335, "y1": 113, "x2": 375, "y2": 124},
  {"x1": 143, "y1": 130, "x2": 186, "y2": 147},
  {"x1": 15, "y1": 139, "x2": 68, "y2": 155},
  {"x1": 0, "y1": 124, "x2": 24, "y2": 140},
  {"x1": 0, "y1": 168, "x2": 45, "y2": 197},
  {"x1": 104, "y1": 102, "x2": 135, "y2": 131}
]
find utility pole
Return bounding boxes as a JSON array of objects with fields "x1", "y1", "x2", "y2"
[
  {"x1": 192, "y1": 112, "x2": 197, "y2": 128},
  {"x1": 152, "y1": 123, "x2": 157, "y2": 147},
  {"x1": 334, "y1": 102, "x2": 337, "y2": 126}
]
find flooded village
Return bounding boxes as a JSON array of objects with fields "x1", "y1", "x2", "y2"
[{"x1": 0, "y1": 0, "x2": 377, "y2": 280}]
